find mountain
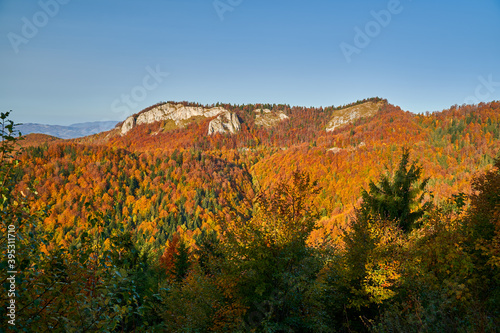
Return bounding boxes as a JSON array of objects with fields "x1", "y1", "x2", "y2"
[
  {"x1": 18, "y1": 120, "x2": 119, "y2": 139},
  {"x1": 24, "y1": 97, "x2": 500, "y2": 238},
  {"x1": 8, "y1": 97, "x2": 500, "y2": 331}
]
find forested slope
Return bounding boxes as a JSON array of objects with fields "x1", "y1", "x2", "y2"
[
  {"x1": 1, "y1": 100, "x2": 499, "y2": 331},
  {"x1": 18, "y1": 100, "x2": 500, "y2": 248}
]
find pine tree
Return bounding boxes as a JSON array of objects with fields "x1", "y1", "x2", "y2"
[
  {"x1": 360, "y1": 148, "x2": 431, "y2": 232},
  {"x1": 173, "y1": 240, "x2": 190, "y2": 282}
]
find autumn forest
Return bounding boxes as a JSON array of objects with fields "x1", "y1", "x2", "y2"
[{"x1": 1, "y1": 98, "x2": 500, "y2": 332}]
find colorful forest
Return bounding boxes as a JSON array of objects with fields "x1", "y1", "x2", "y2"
[{"x1": 1, "y1": 98, "x2": 500, "y2": 332}]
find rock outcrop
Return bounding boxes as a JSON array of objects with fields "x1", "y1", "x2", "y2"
[
  {"x1": 253, "y1": 109, "x2": 289, "y2": 128},
  {"x1": 120, "y1": 103, "x2": 241, "y2": 136},
  {"x1": 327, "y1": 142, "x2": 365, "y2": 154},
  {"x1": 207, "y1": 111, "x2": 241, "y2": 135},
  {"x1": 121, "y1": 116, "x2": 136, "y2": 135},
  {"x1": 326, "y1": 101, "x2": 384, "y2": 132}
]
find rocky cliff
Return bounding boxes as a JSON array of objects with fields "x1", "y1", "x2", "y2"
[
  {"x1": 120, "y1": 103, "x2": 241, "y2": 135},
  {"x1": 253, "y1": 109, "x2": 289, "y2": 128},
  {"x1": 326, "y1": 100, "x2": 384, "y2": 132},
  {"x1": 207, "y1": 111, "x2": 241, "y2": 135}
]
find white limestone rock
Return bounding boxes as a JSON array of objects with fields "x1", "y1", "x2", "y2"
[
  {"x1": 326, "y1": 101, "x2": 384, "y2": 132},
  {"x1": 253, "y1": 108, "x2": 289, "y2": 128},
  {"x1": 120, "y1": 103, "x2": 241, "y2": 136},
  {"x1": 121, "y1": 116, "x2": 136, "y2": 135},
  {"x1": 207, "y1": 111, "x2": 241, "y2": 135},
  {"x1": 327, "y1": 147, "x2": 344, "y2": 154}
]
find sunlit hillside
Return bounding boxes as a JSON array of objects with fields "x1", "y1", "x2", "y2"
[{"x1": 4, "y1": 99, "x2": 500, "y2": 331}]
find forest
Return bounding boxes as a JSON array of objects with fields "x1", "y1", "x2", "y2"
[{"x1": 1, "y1": 99, "x2": 500, "y2": 332}]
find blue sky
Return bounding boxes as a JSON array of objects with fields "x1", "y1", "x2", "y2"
[{"x1": 1, "y1": 0, "x2": 499, "y2": 125}]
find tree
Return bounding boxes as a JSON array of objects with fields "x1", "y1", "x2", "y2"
[
  {"x1": 360, "y1": 147, "x2": 431, "y2": 233},
  {"x1": 173, "y1": 239, "x2": 190, "y2": 282},
  {"x1": 333, "y1": 149, "x2": 430, "y2": 331},
  {"x1": 194, "y1": 228, "x2": 223, "y2": 276},
  {"x1": 159, "y1": 233, "x2": 191, "y2": 283},
  {"x1": 0, "y1": 111, "x2": 25, "y2": 225},
  {"x1": 221, "y1": 170, "x2": 328, "y2": 332},
  {"x1": 373, "y1": 164, "x2": 499, "y2": 332},
  {"x1": 465, "y1": 156, "x2": 500, "y2": 319}
]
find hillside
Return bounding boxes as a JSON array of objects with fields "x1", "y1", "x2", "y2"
[
  {"x1": 17, "y1": 98, "x2": 500, "y2": 241},
  {"x1": 5, "y1": 99, "x2": 500, "y2": 331},
  {"x1": 18, "y1": 133, "x2": 62, "y2": 148}
]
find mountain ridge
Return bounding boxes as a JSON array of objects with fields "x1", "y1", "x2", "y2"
[{"x1": 18, "y1": 120, "x2": 119, "y2": 139}]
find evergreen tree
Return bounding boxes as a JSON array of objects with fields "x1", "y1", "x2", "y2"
[
  {"x1": 335, "y1": 149, "x2": 432, "y2": 331},
  {"x1": 173, "y1": 240, "x2": 190, "y2": 282},
  {"x1": 360, "y1": 148, "x2": 431, "y2": 232}
]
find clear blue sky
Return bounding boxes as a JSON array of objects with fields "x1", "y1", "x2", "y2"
[{"x1": 1, "y1": 0, "x2": 499, "y2": 125}]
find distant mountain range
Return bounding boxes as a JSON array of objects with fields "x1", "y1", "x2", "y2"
[{"x1": 18, "y1": 121, "x2": 119, "y2": 139}]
